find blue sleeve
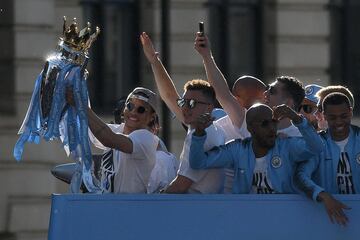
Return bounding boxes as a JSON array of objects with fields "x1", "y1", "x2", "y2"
[
  {"x1": 294, "y1": 158, "x2": 324, "y2": 201},
  {"x1": 189, "y1": 134, "x2": 238, "y2": 170},
  {"x1": 289, "y1": 118, "x2": 325, "y2": 160}
]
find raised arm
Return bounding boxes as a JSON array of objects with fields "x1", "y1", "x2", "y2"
[
  {"x1": 194, "y1": 33, "x2": 245, "y2": 128},
  {"x1": 273, "y1": 104, "x2": 325, "y2": 156},
  {"x1": 87, "y1": 108, "x2": 133, "y2": 153},
  {"x1": 140, "y1": 32, "x2": 184, "y2": 123},
  {"x1": 65, "y1": 88, "x2": 133, "y2": 153}
]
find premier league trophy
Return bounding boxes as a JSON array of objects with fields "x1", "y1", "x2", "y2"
[{"x1": 14, "y1": 17, "x2": 101, "y2": 193}]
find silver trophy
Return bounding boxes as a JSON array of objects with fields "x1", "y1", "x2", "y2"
[{"x1": 14, "y1": 17, "x2": 101, "y2": 193}]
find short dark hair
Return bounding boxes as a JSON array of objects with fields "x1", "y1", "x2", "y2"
[
  {"x1": 276, "y1": 76, "x2": 305, "y2": 111},
  {"x1": 322, "y1": 92, "x2": 351, "y2": 112},
  {"x1": 316, "y1": 85, "x2": 354, "y2": 112},
  {"x1": 184, "y1": 79, "x2": 216, "y2": 104}
]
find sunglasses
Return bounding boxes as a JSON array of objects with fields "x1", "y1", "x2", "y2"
[
  {"x1": 300, "y1": 104, "x2": 317, "y2": 114},
  {"x1": 253, "y1": 119, "x2": 278, "y2": 128},
  {"x1": 125, "y1": 102, "x2": 148, "y2": 114},
  {"x1": 176, "y1": 98, "x2": 211, "y2": 109}
]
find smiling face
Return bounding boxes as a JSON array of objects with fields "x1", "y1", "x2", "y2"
[
  {"x1": 324, "y1": 102, "x2": 352, "y2": 141},
  {"x1": 123, "y1": 97, "x2": 156, "y2": 131},
  {"x1": 180, "y1": 90, "x2": 213, "y2": 127}
]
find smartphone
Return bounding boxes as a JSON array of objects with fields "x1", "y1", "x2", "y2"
[
  {"x1": 199, "y1": 21, "x2": 204, "y2": 36},
  {"x1": 198, "y1": 21, "x2": 205, "y2": 47}
]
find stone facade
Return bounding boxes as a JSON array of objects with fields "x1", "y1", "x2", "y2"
[{"x1": 0, "y1": 0, "x2": 333, "y2": 239}]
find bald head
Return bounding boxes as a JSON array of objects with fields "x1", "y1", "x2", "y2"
[
  {"x1": 232, "y1": 75, "x2": 267, "y2": 109},
  {"x1": 246, "y1": 104, "x2": 277, "y2": 150},
  {"x1": 246, "y1": 103, "x2": 273, "y2": 126}
]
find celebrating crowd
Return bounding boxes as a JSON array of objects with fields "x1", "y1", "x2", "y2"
[{"x1": 65, "y1": 29, "x2": 359, "y2": 227}]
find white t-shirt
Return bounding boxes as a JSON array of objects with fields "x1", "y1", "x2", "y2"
[
  {"x1": 214, "y1": 115, "x2": 250, "y2": 142},
  {"x1": 147, "y1": 150, "x2": 179, "y2": 193},
  {"x1": 251, "y1": 156, "x2": 275, "y2": 194},
  {"x1": 90, "y1": 123, "x2": 159, "y2": 193},
  {"x1": 178, "y1": 124, "x2": 226, "y2": 193},
  {"x1": 335, "y1": 137, "x2": 355, "y2": 194}
]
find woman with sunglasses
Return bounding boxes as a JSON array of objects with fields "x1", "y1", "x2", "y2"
[
  {"x1": 141, "y1": 32, "x2": 227, "y2": 194},
  {"x1": 67, "y1": 87, "x2": 160, "y2": 193}
]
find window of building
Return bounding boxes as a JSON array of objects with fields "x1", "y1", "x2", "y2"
[
  {"x1": 206, "y1": 0, "x2": 263, "y2": 86},
  {"x1": 330, "y1": 0, "x2": 360, "y2": 114},
  {"x1": 82, "y1": 0, "x2": 140, "y2": 113}
]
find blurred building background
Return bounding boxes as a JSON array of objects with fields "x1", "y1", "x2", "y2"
[{"x1": 1, "y1": 0, "x2": 360, "y2": 239}]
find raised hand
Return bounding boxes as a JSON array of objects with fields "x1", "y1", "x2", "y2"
[
  {"x1": 192, "y1": 112, "x2": 214, "y2": 136},
  {"x1": 318, "y1": 191, "x2": 351, "y2": 226},
  {"x1": 273, "y1": 104, "x2": 302, "y2": 124},
  {"x1": 140, "y1": 32, "x2": 159, "y2": 64},
  {"x1": 194, "y1": 32, "x2": 212, "y2": 59}
]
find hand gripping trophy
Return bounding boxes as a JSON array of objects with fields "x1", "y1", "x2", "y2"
[{"x1": 14, "y1": 17, "x2": 101, "y2": 193}]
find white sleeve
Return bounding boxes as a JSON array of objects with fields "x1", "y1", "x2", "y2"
[
  {"x1": 178, "y1": 156, "x2": 203, "y2": 181},
  {"x1": 237, "y1": 119, "x2": 251, "y2": 139},
  {"x1": 178, "y1": 124, "x2": 225, "y2": 182},
  {"x1": 129, "y1": 129, "x2": 159, "y2": 159},
  {"x1": 214, "y1": 115, "x2": 250, "y2": 141},
  {"x1": 147, "y1": 151, "x2": 178, "y2": 193},
  {"x1": 88, "y1": 124, "x2": 123, "y2": 150}
]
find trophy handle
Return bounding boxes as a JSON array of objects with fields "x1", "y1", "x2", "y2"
[{"x1": 80, "y1": 57, "x2": 89, "y2": 78}]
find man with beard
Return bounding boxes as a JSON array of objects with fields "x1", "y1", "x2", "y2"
[
  {"x1": 295, "y1": 92, "x2": 360, "y2": 226},
  {"x1": 189, "y1": 104, "x2": 324, "y2": 194}
]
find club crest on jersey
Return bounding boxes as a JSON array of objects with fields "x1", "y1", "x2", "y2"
[
  {"x1": 356, "y1": 153, "x2": 360, "y2": 165},
  {"x1": 271, "y1": 156, "x2": 282, "y2": 168}
]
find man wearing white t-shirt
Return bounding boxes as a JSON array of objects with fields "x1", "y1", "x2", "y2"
[
  {"x1": 295, "y1": 92, "x2": 360, "y2": 226},
  {"x1": 141, "y1": 32, "x2": 225, "y2": 193},
  {"x1": 67, "y1": 87, "x2": 160, "y2": 193},
  {"x1": 110, "y1": 97, "x2": 179, "y2": 194},
  {"x1": 195, "y1": 33, "x2": 305, "y2": 136},
  {"x1": 195, "y1": 33, "x2": 306, "y2": 193}
]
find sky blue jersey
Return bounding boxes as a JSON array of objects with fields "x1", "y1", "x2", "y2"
[
  {"x1": 295, "y1": 125, "x2": 360, "y2": 201},
  {"x1": 189, "y1": 118, "x2": 324, "y2": 194}
]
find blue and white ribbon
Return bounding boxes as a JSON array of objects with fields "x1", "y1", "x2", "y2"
[{"x1": 14, "y1": 54, "x2": 101, "y2": 193}]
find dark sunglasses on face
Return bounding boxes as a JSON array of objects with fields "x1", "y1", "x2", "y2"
[
  {"x1": 125, "y1": 102, "x2": 148, "y2": 114},
  {"x1": 300, "y1": 104, "x2": 317, "y2": 114},
  {"x1": 176, "y1": 98, "x2": 211, "y2": 109}
]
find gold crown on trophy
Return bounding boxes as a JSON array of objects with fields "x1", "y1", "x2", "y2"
[{"x1": 60, "y1": 16, "x2": 100, "y2": 52}]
